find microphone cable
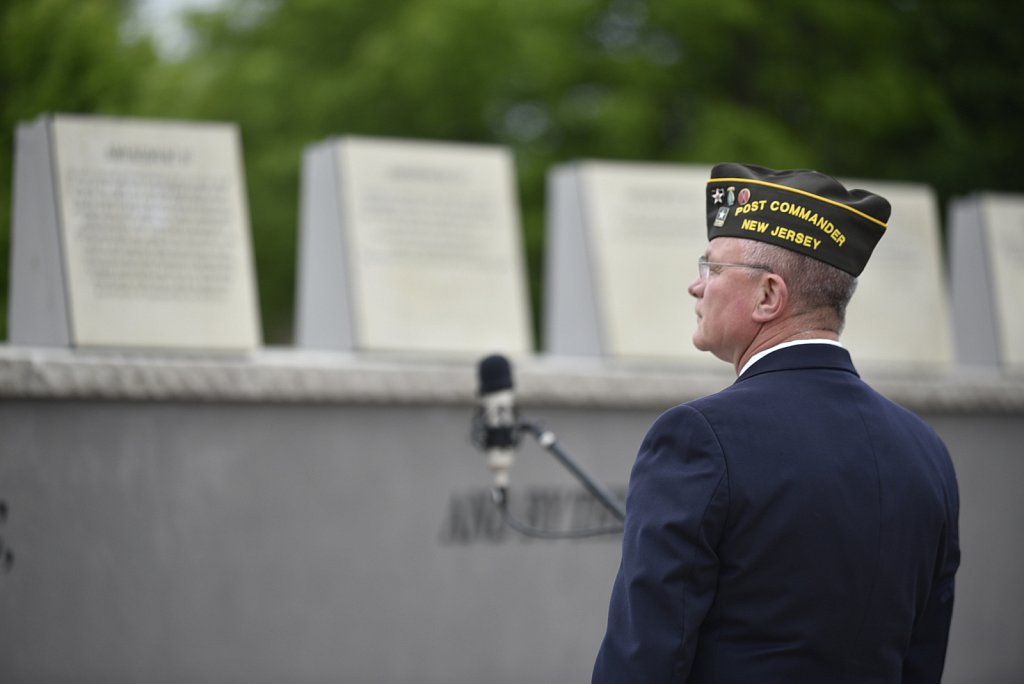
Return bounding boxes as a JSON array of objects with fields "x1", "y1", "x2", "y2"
[{"x1": 491, "y1": 486, "x2": 624, "y2": 540}]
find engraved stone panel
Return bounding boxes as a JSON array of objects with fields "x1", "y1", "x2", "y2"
[
  {"x1": 841, "y1": 179, "x2": 953, "y2": 370},
  {"x1": 546, "y1": 166, "x2": 953, "y2": 371},
  {"x1": 545, "y1": 161, "x2": 718, "y2": 366},
  {"x1": 296, "y1": 136, "x2": 532, "y2": 355},
  {"x1": 8, "y1": 114, "x2": 261, "y2": 351}
]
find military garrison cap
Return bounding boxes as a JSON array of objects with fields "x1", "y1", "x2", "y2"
[{"x1": 706, "y1": 162, "x2": 891, "y2": 276}]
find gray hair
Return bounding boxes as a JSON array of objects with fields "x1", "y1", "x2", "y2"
[{"x1": 741, "y1": 240, "x2": 858, "y2": 333}]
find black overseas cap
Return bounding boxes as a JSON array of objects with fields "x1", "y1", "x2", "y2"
[{"x1": 706, "y1": 162, "x2": 891, "y2": 276}]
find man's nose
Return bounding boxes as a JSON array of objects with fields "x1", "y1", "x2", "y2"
[{"x1": 688, "y1": 276, "x2": 704, "y2": 299}]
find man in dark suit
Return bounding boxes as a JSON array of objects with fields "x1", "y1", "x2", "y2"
[{"x1": 592, "y1": 163, "x2": 960, "y2": 683}]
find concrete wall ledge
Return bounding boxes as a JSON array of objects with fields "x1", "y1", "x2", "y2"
[{"x1": 1, "y1": 345, "x2": 1022, "y2": 413}]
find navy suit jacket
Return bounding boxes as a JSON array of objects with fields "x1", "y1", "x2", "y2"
[{"x1": 593, "y1": 344, "x2": 960, "y2": 683}]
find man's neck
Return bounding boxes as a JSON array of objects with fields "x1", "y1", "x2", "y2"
[
  {"x1": 734, "y1": 323, "x2": 840, "y2": 375},
  {"x1": 737, "y1": 337, "x2": 843, "y2": 376}
]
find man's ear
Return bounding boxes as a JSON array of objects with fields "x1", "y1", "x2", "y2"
[{"x1": 752, "y1": 273, "x2": 788, "y2": 323}]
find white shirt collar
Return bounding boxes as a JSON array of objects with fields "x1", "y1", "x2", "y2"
[{"x1": 738, "y1": 339, "x2": 843, "y2": 377}]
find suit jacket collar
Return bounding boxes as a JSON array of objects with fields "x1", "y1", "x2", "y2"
[{"x1": 736, "y1": 343, "x2": 859, "y2": 382}]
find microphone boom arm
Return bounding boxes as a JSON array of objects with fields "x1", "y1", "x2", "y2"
[{"x1": 517, "y1": 420, "x2": 626, "y2": 523}]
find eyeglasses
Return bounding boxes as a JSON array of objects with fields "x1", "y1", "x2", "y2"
[{"x1": 697, "y1": 255, "x2": 772, "y2": 280}]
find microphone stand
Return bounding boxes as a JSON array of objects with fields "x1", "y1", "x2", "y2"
[
  {"x1": 517, "y1": 419, "x2": 626, "y2": 523},
  {"x1": 473, "y1": 352, "x2": 625, "y2": 537}
]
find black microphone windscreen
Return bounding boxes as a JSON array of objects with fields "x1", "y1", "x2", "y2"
[{"x1": 478, "y1": 354, "x2": 513, "y2": 395}]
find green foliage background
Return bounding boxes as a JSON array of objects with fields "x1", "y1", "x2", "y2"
[{"x1": 2, "y1": 0, "x2": 1022, "y2": 343}]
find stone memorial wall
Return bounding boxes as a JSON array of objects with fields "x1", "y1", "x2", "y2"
[
  {"x1": 0, "y1": 349, "x2": 1022, "y2": 684},
  {"x1": 4, "y1": 118, "x2": 1024, "y2": 683}
]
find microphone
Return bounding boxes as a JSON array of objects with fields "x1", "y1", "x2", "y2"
[{"x1": 476, "y1": 354, "x2": 519, "y2": 491}]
